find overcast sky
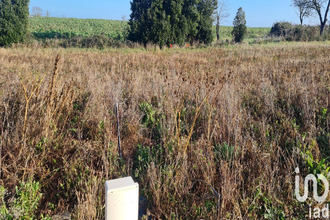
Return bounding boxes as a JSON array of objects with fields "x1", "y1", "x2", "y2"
[{"x1": 29, "y1": 0, "x2": 320, "y2": 27}]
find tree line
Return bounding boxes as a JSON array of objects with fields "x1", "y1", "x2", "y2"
[
  {"x1": 0, "y1": 0, "x2": 248, "y2": 47},
  {"x1": 128, "y1": 0, "x2": 248, "y2": 47},
  {"x1": 1, "y1": 0, "x2": 327, "y2": 48},
  {"x1": 292, "y1": 0, "x2": 330, "y2": 35}
]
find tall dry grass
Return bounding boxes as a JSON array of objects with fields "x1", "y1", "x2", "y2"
[{"x1": 0, "y1": 42, "x2": 329, "y2": 219}]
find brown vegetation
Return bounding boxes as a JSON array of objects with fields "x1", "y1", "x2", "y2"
[{"x1": 0, "y1": 42, "x2": 329, "y2": 219}]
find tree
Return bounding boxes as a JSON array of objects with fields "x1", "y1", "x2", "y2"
[
  {"x1": 164, "y1": 0, "x2": 187, "y2": 46},
  {"x1": 232, "y1": 7, "x2": 246, "y2": 43},
  {"x1": 182, "y1": 0, "x2": 200, "y2": 43},
  {"x1": 196, "y1": 0, "x2": 218, "y2": 44},
  {"x1": 216, "y1": 0, "x2": 229, "y2": 41},
  {"x1": 147, "y1": 0, "x2": 170, "y2": 48},
  {"x1": 128, "y1": 0, "x2": 152, "y2": 46},
  {"x1": 0, "y1": 0, "x2": 30, "y2": 47},
  {"x1": 32, "y1": 6, "x2": 42, "y2": 17},
  {"x1": 128, "y1": 0, "x2": 218, "y2": 47},
  {"x1": 308, "y1": 0, "x2": 330, "y2": 35},
  {"x1": 292, "y1": 0, "x2": 312, "y2": 25}
]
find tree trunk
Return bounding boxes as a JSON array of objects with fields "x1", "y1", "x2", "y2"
[
  {"x1": 216, "y1": 14, "x2": 220, "y2": 41},
  {"x1": 320, "y1": 21, "x2": 325, "y2": 35},
  {"x1": 318, "y1": 0, "x2": 330, "y2": 35}
]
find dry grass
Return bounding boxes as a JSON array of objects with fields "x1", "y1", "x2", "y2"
[{"x1": 0, "y1": 42, "x2": 329, "y2": 219}]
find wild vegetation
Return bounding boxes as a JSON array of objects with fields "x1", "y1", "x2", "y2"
[
  {"x1": 270, "y1": 22, "x2": 330, "y2": 41},
  {"x1": 0, "y1": 42, "x2": 329, "y2": 219}
]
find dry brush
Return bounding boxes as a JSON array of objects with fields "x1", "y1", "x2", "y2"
[{"x1": 0, "y1": 42, "x2": 329, "y2": 219}]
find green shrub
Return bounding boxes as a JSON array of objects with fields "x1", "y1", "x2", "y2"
[
  {"x1": 270, "y1": 22, "x2": 293, "y2": 37},
  {"x1": 0, "y1": 179, "x2": 45, "y2": 220},
  {"x1": 139, "y1": 101, "x2": 164, "y2": 143},
  {"x1": 214, "y1": 142, "x2": 235, "y2": 163},
  {"x1": 135, "y1": 144, "x2": 164, "y2": 179},
  {"x1": 270, "y1": 22, "x2": 328, "y2": 41}
]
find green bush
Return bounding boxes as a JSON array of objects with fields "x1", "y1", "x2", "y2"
[
  {"x1": 139, "y1": 101, "x2": 164, "y2": 143},
  {"x1": 270, "y1": 22, "x2": 329, "y2": 41},
  {"x1": 270, "y1": 22, "x2": 293, "y2": 37},
  {"x1": 0, "y1": 179, "x2": 47, "y2": 220}
]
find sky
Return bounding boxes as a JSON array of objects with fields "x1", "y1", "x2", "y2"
[{"x1": 29, "y1": 0, "x2": 320, "y2": 27}]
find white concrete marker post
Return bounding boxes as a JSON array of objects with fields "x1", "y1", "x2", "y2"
[{"x1": 105, "y1": 176, "x2": 139, "y2": 220}]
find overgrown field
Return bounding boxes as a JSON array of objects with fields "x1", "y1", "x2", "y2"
[
  {"x1": 28, "y1": 17, "x2": 270, "y2": 42},
  {"x1": 0, "y1": 42, "x2": 329, "y2": 219}
]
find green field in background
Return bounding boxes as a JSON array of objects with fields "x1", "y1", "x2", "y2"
[
  {"x1": 29, "y1": 17, "x2": 271, "y2": 42},
  {"x1": 29, "y1": 17, "x2": 128, "y2": 41}
]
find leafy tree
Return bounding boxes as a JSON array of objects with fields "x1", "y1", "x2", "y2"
[
  {"x1": 0, "y1": 0, "x2": 30, "y2": 46},
  {"x1": 232, "y1": 7, "x2": 247, "y2": 43}
]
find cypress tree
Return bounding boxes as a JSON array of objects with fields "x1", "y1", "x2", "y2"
[
  {"x1": 232, "y1": 7, "x2": 247, "y2": 43},
  {"x1": 182, "y1": 0, "x2": 200, "y2": 43},
  {"x1": 128, "y1": 0, "x2": 152, "y2": 46},
  {"x1": 164, "y1": 0, "x2": 187, "y2": 46},
  {"x1": 128, "y1": 0, "x2": 218, "y2": 47},
  {"x1": 196, "y1": 0, "x2": 217, "y2": 44},
  {"x1": 147, "y1": 0, "x2": 170, "y2": 48},
  {"x1": 0, "y1": 0, "x2": 30, "y2": 46}
]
